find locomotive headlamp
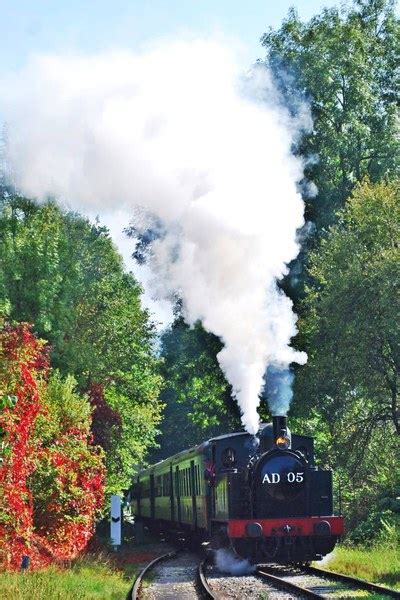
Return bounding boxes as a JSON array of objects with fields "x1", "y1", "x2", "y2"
[{"x1": 275, "y1": 435, "x2": 290, "y2": 450}]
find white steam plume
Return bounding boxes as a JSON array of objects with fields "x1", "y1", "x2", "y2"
[{"x1": 0, "y1": 40, "x2": 307, "y2": 433}]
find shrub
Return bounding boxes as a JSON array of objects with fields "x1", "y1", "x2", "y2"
[{"x1": 0, "y1": 322, "x2": 105, "y2": 570}]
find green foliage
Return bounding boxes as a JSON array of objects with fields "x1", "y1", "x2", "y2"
[
  {"x1": 262, "y1": 0, "x2": 400, "y2": 230},
  {"x1": 325, "y1": 543, "x2": 400, "y2": 590},
  {"x1": 151, "y1": 319, "x2": 241, "y2": 461},
  {"x1": 347, "y1": 509, "x2": 400, "y2": 546},
  {"x1": 35, "y1": 372, "x2": 92, "y2": 443},
  {"x1": 0, "y1": 194, "x2": 163, "y2": 494},
  {"x1": 298, "y1": 180, "x2": 399, "y2": 432},
  {"x1": 103, "y1": 385, "x2": 163, "y2": 494},
  {"x1": 0, "y1": 555, "x2": 137, "y2": 600},
  {"x1": 296, "y1": 179, "x2": 400, "y2": 532},
  {"x1": 0, "y1": 198, "x2": 65, "y2": 333},
  {"x1": 30, "y1": 372, "x2": 105, "y2": 557}
]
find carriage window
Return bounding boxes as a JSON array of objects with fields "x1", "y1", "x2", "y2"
[
  {"x1": 154, "y1": 475, "x2": 162, "y2": 497},
  {"x1": 163, "y1": 473, "x2": 170, "y2": 496},
  {"x1": 142, "y1": 479, "x2": 150, "y2": 498}
]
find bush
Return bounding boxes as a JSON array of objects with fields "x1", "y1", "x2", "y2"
[{"x1": 0, "y1": 322, "x2": 104, "y2": 570}]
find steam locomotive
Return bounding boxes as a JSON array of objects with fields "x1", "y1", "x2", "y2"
[{"x1": 130, "y1": 416, "x2": 344, "y2": 563}]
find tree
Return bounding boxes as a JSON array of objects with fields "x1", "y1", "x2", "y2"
[
  {"x1": 86, "y1": 381, "x2": 164, "y2": 495},
  {"x1": 297, "y1": 179, "x2": 399, "y2": 434},
  {"x1": 0, "y1": 322, "x2": 104, "y2": 569},
  {"x1": 295, "y1": 179, "x2": 399, "y2": 527},
  {"x1": 32, "y1": 372, "x2": 105, "y2": 562},
  {"x1": 262, "y1": 0, "x2": 400, "y2": 231},
  {"x1": 0, "y1": 322, "x2": 48, "y2": 569},
  {"x1": 0, "y1": 194, "x2": 163, "y2": 494}
]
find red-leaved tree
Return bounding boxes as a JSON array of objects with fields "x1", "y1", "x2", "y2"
[{"x1": 0, "y1": 323, "x2": 105, "y2": 569}]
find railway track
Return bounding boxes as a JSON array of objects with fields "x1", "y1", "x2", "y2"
[
  {"x1": 257, "y1": 563, "x2": 400, "y2": 599},
  {"x1": 305, "y1": 564, "x2": 400, "y2": 598},
  {"x1": 127, "y1": 551, "x2": 177, "y2": 599},
  {"x1": 198, "y1": 557, "x2": 217, "y2": 599},
  {"x1": 129, "y1": 549, "x2": 400, "y2": 599},
  {"x1": 128, "y1": 549, "x2": 212, "y2": 599}
]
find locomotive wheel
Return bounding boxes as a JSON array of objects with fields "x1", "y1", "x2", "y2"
[{"x1": 230, "y1": 538, "x2": 259, "y2": 564}]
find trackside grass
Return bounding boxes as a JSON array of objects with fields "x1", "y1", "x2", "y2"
[
  {"x1": 0, "y1": 554, "x2": 138, "y2": 600},
  {"x1": 324, "y1": 544, "x2": 400, "y2": 591}
]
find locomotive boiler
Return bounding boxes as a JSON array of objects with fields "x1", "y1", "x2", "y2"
[{"x1": 130, "y1": 416, "x2": 344, "y2": 563}]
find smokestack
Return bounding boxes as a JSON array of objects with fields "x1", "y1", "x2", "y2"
[
  {"x1": 273, "y1": 415, "x2": 287, "y2": 440},
  {"x1": 259, "y1": 416, "x2": 292, "y2": 453},
  {"x1": 273, "y1": 415, "x2": 291, "y2": 449}
]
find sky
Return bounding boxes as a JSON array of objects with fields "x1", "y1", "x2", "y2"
[
  {"x1": 0, "y1": 0, "x2": 345, "y2": 325},
  {"x1": 0, "y1": 0, "x2": 345, "y2": 73}
]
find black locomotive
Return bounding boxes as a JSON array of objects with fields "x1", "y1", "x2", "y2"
[{"x1": 130, "y1": 416, "x2": 343, "y2": 563}]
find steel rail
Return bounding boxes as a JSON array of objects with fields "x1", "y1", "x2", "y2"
[
  {"x1": 304, "y1": 565, "x2": 400, "y2": 599},
  {"x1": 256, "y1": 566, "x2": 323, "y2": 598},
  {"x1": 197, "y1": 557, "x2": 218, "y2": 600},
  {"x1": 127, "y1": 551, "x2": 177, "y2": 600}
]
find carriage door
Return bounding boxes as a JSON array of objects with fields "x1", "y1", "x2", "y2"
[
  {"x1": 175, "y1": 466, "x2": 181, "y2": 524},
  {"x1": 210, "y1": 444, "x2": 216, "y2": 517},
  {"x1": 150, "y1": 474, "x2": 155, "y2": 519},
  {"x1": 190, "y1": 460, "x2": 197, "y2": 529},
  {"x1": 169, "y1": 465, "x2": 174, "y2": 522}
]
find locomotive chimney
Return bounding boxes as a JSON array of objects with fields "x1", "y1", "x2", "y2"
[
  {"x1": 259, "y1": 416, "x2": 291, "y2": 452},
  {"x1": 273, "y1": 415, "x2": 287, "y2": 439},
  {"x1": 272, "y1": 416, "x2": 291, "y2": 449}
]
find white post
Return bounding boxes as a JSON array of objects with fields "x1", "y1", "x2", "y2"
[{"x1": 110, "y1": 494, "x2": 122, "y2": 549}]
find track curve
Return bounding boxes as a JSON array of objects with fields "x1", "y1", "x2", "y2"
[
  {"x1": 304, "y1": 564, "x2": 400, "y2": 598},
  {"x1": 257, "y1": 566, "x2": 322, "y2": 598},
  {"x1": 197, "y1": 557, "x2": 217, "y2": 599},
  {"x1": 128, "y1": 550, "x2": 400, "y2": 599},
  {"x1": 257, "y1": 563, "x2": 400, "y2": 599},
  {"x1": 128, "y1": 551, "x2": 177, "y2": 600}
]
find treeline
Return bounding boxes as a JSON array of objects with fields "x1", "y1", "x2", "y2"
[
  {"x1": 155, "y1": 0, "x2": 400, "y2": 542},
  {"x1": 0, "y1": 196, "x2": 163, "y2": 567}
]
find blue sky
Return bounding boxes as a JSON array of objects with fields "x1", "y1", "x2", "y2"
[{"x1": 1, "y1": 0, "x2": 344, "y2": 73}]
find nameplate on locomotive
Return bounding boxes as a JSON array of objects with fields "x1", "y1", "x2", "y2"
[{"x1": 262, "y1": 472, "x2": 304, "y2": 484}]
